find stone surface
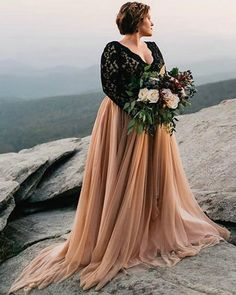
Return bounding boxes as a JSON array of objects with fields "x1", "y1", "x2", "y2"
[
  {"x1": 0, "y1": 137, "x2": 80, "y2": 203},
  {"x1": 192, "y1": 190, "x2": 236, "y2": 223},
  {"x1": 0, "y1": 137, "x2": 87, "y2": 230},
  {"x1": 175, "y1": 98, "x2": 236, "y2": 223},
  {"x1": 0, "y1": 207, "x2": 75, "y2": 263},
  {"x1": 27, "y1": 136, "x2": 90, "y2": 204},
  {"x1": 0, "y1": 181, "x2": 19, "y2": 231}
]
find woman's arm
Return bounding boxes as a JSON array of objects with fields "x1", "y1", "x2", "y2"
[{"x1": 100, "y1": 42, "x2": 126, "y2": 109}]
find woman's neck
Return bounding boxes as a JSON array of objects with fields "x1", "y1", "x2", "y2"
[{"x1": 119, "y1": 33, "x2": 143, "y2": 47}]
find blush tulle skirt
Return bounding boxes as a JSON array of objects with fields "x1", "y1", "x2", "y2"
[{"x1": 8, "y1": 96, "x2": 231, "y2": 294}]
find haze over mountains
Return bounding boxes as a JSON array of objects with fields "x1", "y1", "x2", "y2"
[
  {"x1": 0, "y1": 60, "x2": 99, "y2": 99},
  {"x1": 0, "y1": 57, "x2": 235, "y2": 99}
]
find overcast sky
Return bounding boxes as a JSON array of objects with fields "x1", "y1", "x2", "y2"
[{"x1": 0, "y1": 0, "x2": 235, "y2": 68}]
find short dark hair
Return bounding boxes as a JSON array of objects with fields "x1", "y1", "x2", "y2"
[{"x1": 116, "y1": 1, "x2": 150, "y2": 35}]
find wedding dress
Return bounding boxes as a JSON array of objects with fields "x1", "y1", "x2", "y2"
[{"x1": 8, "y1": 41, "x2": 231, "y2": 294}]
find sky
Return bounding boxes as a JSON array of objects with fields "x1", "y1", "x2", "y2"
[{"x1": 0, "y1": 0, "x2": 235, "y2": 68}]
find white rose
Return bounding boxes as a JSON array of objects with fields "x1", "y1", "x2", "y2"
[
  {"x1": 162, "y1": 88, "x2": 180, "y2": 109},
  {"x1": 146, "y1": 89, "x2": 159, "y2": 103},
  {"x1": 137, "y1": 88, "x2": 149, "y2": 102}
]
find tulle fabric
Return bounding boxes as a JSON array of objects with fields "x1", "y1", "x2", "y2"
[{"x1": 8, "y1": 96, "x2": 231, "y2": 294}]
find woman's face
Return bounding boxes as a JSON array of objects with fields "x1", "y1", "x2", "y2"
[{"x1": 138, "y1": 10, "x2": 154, "y2": 37}]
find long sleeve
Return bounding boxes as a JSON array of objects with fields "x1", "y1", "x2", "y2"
[{"x1": 100, "y1": 42, "x2": 126, "y2": 109}]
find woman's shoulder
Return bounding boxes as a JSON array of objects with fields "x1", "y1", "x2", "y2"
[
  {"x1": 145, "y1": 40, "x2": 159, "y2": 49},
  {"x1": 102, "y1": 41, "x2": 120, "y2": 56},
  {"x1": 103, "y1": 41, "x2": 119, "y2": 50}
]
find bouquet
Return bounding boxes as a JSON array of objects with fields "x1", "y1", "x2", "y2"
[{"x1": 123, "y1": 65, "x2": 197, "y2": 136}]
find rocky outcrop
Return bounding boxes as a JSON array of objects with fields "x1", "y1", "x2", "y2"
[
  {"x1": 26, "y1": 136, "x2": 89, "y2": 205},
  {"x1": 0, "y1": 99, "x2": 236, "y2": 294},
  {"x1": 175, "y1": 98, "x2": 236, "y2": 224},
  {"x1": 0, "y1": 137, "x2": 89, "y2": 223}
]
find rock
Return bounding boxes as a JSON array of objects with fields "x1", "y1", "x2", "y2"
[
  {"x1": 226, "y1": 223, "x2": 236, "y2": 245},
  {"x1": 0, "y1": 207, "x2": 75, "y2": 264},
  {"x1": 0, "y1": 181, "x2": 19, "y2": 231},
  {"x1": 0, "y1": 239, "x2": 235, "y2": 295},
  {"x1": 175, "y1": 98, "x2": 236, "y2": 223},
  {"x1": 0, "y1": 138, "x2": 84, "y2": 230},
  {"x1": 27, "y1": 136, "x2": 90, "y2": 204},
  {"x1": 192, "y1": 190, "x2": 236, "y2": 223},
  {"x1": 0, "y1": 197, "x2": 15, "y2": 232},
  {"x1": 0, "y1": 137, "x2": 81, "y2": 203},
  {"x1": 0, "y1": 154, "x2": 49, "y2": 203}
]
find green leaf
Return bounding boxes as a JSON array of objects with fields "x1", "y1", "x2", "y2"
[
  {"x1": 137, "y1": 124, "x2": 144, "y2": 134},
  {"x1": 123, "y1": 102, "x2": 130, "y2": 110},
  {"x1": 146, "y1": 112, "x2": 153, "y2": 124},
  {"x1": 127, "y1": 127, "x2": 133, "y2": 135},
  {"x1": 128, "y1": 119, "x2": 136, "y2": 129},
  {"x1": 126, "y1": 90, "x2": 134, "y2": 96},
  {"x1": 169, "y1": 67, "x2": 179, "y2": 76},
  {"x1": 144, "y1": 64, "x2": 152, "y2": 71},
  {"x1": 133, "y1": 112, "x2": 141, "y2": 119},
  {"x1": 130, "y1": 100, "x2": 136, "y2": 110}
]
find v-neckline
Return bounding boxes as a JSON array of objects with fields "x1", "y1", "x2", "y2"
[{"x1": 114, "y1": 40, "x2": 154, "y2": 66}]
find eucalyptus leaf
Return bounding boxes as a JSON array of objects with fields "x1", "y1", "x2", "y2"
[{"x1": 126, "y1": 90, "x2": 134, "y2": 96}]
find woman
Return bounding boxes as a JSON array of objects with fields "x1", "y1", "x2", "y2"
[{"x1": 8, "y1": 2, "x2": 231, "y2": 294}]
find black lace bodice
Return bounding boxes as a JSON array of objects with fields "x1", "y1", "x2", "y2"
[{"x1": 100, "y1": 40, "x2": 166, "y2": 111}]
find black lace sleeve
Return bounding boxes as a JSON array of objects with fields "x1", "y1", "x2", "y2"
[{"x1": 100, "y1": 42, "x2": 125, "y2": 109}]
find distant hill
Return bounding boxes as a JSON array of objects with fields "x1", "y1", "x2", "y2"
[
  {"x1": 0, "y1": 78, "x2": 236, "y2": 154},
  {"x1": 181, "y1": 57, "x2": 236, "y2": 85},
  {"x1": 0, "y1": 96, "x2": 25, "y2": 104},
  {"x1": 0, "y1": 61, "x2": 100, "y2": 99},
  {"x1": 0, "y1": 91, "x2": 104, "y2": 153},
  {"x1": 184, "y1": 78, "x2": 236, "y2": 114}
]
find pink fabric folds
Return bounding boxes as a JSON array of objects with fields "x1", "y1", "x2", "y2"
[{"x1": 8, "y1": 96, "x2": 231, "y2": 294}]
